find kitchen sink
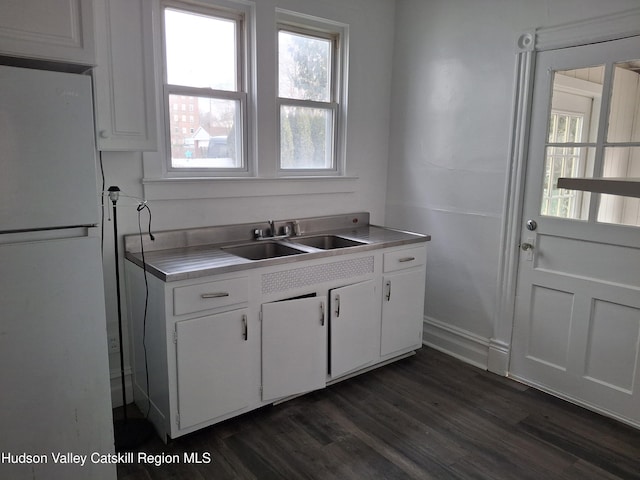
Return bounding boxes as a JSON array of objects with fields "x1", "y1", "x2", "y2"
[
  {"x1": 222, "y1": 241, "x2": 306, "y2": 260},
  {"x1": 290, "y1": 235, "x2": 366, "y2": 250}
]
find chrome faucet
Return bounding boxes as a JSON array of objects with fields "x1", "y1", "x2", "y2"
[
  {"x1": 254, "y1": 219, "x2": 298, "y2": 240},
  {"x1": 253, "y1": 220, "x2": 276, "y2": 240}
]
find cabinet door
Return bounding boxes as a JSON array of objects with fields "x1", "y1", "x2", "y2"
[
  {"x1": 175, "y1": 309, "x2": 250, "y2": 430},
  {"x1": 93, "y1": 0, "x2": 157, "y2": 150},
  {"x1": 381, "y1": 269, "x2": 426, "y2": 356},
  {"x1": 0, "y1": 0, "x2": 95, "y2": 65},
  {"x1": 330, "y1": 280, "x2": 378, "y2": 378},
  {"x1": 261, "y1": 296, "x2": 327, "y2": 402}
]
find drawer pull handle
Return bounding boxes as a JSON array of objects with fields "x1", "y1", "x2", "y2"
[
  {"x1": 242, "y1": 314, "x2": 248, "y2": 341},
  {"x1": 398, "y1": 256, "x2": 416, "y2": 263},
  {"x1": 201, "y1": 292, "x2": 230, "y2": 299}
]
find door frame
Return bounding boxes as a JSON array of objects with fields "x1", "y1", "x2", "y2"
[{"x1": 490, "y1": 7, "x2": 640, "y2": 376}]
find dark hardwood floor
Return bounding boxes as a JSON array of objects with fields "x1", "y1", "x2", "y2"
[{"x1": 117, "y1": 347, "x2": 640, "y2": 479}]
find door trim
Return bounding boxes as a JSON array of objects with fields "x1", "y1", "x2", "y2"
[{"x1": 490, "y1": 8, "x2": 640, "y2": 376}]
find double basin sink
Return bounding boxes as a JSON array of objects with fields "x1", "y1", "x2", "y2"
[{"x1": 221, "y1": 235, "x2": 366, "y2": 261}]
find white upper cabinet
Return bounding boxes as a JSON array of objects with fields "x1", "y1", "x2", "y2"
[
  {"x1": 93, "y1": 0, "x2": 157, "y2": 151},
  {"x1": 0, "y1": 0, "x2": 95, "y2": 65}
]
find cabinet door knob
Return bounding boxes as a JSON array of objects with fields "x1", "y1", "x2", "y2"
[
  {"x1": 334, "y1": 294, "x2": 340, "y2": 318},
  {"x1": 320, "y1": 302, "x2": 325, "y2": 326},
  {"x1": 385, "y1": 280, "x2": 392, "y2": 301}
]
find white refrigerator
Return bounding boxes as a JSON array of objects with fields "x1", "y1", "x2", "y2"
[{"x1": 0, "y1": 66, "x2": 116, "y2": 479}]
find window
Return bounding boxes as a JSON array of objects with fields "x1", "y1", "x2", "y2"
[
  {"x1": 162, "y1": 2, "x2": 246, "y2": 172},
  {"x1": 542, "y1": 62, "x2": 640, "y2": 227},
  {"x1": 277, "y1": 22, "x2": 342, "y2": 173},
  {"x1": 148, "y1": 2, "x2": 350, "y2": 184}
]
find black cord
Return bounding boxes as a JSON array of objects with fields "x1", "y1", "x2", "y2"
[
  {"x1": 137, "y1": 203, "x2": 153, "y2": 419},
  {"x1": 99, "y1": 151, "x2": 105, "y2": 255}
]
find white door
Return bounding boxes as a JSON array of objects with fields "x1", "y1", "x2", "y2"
[
  {"x1": 175, "y1": 309, "x2": 251, "y2": 430},
  {"x1": 381, "y1": 269, "x2": 425, "y2": 357},
  {"x1": 261, "y1": 296, "x2": 327, "y2": 402},
  {"x1": 329, "y1": 280, "x2": 377, "y2": 378},
  {"x1": 510, "y1": 35, "x2": 640, "y2": 426}
]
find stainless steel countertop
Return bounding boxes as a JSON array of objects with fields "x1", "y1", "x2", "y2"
[{"x1": 125, "y1": 224, "x2": 430, "y2": 282}]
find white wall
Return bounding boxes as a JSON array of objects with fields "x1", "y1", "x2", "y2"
[
  {"x1": 101, "y1": 0, "x2": 396, "y2": 403},
  {"x1": 386, "y1": 0, "x2": 640, "y2": 364}
]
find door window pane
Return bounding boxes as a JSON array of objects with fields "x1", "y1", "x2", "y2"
[
  {"x1": 607, "y1": 61, "x2": 640, "y2": 143},
  {"x1": 541, "y1": 146, "x2": 593, "y2": 219},
  {"x1": 540, "y1": 67, "x2": 604, "y2": 219},
  {"x1": 597, "y1": 147, "x2": 640, "y2": 226},
  {"x1": 549, "y1": 67, "x2": 603, "y2": 144}
]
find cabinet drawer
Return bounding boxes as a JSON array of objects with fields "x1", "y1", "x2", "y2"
[
  {"x1": 173, "y1": 277, "x2": 248, "y2": 316},
  {"x1": 383, "y1": 246, "x2": 426, "y2": 273}
]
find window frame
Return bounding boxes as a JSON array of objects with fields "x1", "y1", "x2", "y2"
[
  {"x1": 160, "y1": 0, "x2": 251, "y2": 176},
  {"x1": 276, "y1": 13, "x2": 347, "y2": 177}
]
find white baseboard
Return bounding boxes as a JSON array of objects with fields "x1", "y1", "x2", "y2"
[
  {"x1": 110, "y1": 367, "x2": 133, "y2": 408},
  {"x1": 422, "y1": 316, "x2": 490, "y2": 370},
  {"x1": 487, "y1": 338, "x2": 510, "y2": 375}
]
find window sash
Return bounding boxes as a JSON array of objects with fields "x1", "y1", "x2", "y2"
[
  {"x1": 164, "y1": 85, "x2": 248, "y2": 173},
  {"x1": 161, "y1": 2, "x2": 248, "y2": 173},
  {"x1": 277, "y1": 98, "x2": 337, "y2": 172},
  {"x1": 277, "y1": 24, "x2": 340, "y2": 173}
]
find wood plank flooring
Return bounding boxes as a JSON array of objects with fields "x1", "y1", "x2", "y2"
[{"x1": 117, "y1": 348, "x2": 640, "y2": 479}]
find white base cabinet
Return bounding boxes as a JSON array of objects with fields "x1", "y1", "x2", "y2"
[
  {"x1": 126, "y1": 243, "x2": 426, "y2": 441},
  {"x1": 125, "y1": 267, "x2": 259, "y2": 442},
  {"x1": 381, "y1": 269, "x2": 426, "y2": 356},
  {"x1": 381, "y1": 246, "x2": 427, "y2": 356}
]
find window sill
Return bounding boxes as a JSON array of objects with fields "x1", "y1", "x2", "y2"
[{"x1": 142, "y1": 175, "x2": 359, "y2": 200}]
